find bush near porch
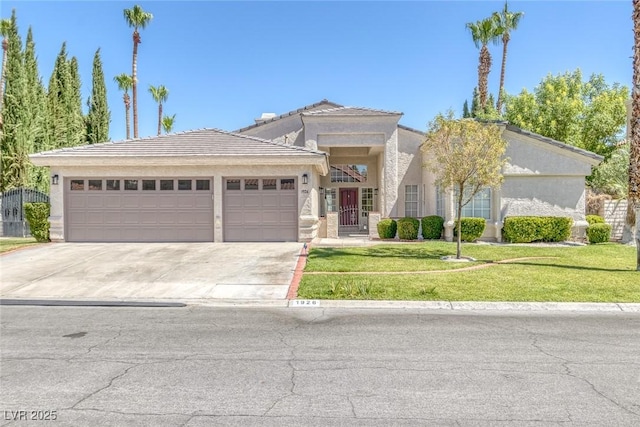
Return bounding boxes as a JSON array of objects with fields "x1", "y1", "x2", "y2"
[{"x1": 298, "y1": 242, "x2": 639, "y2": 302}]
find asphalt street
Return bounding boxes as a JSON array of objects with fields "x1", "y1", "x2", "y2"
[{"x1": 1, "y1": 306, "x2": 639, "y2": 426}]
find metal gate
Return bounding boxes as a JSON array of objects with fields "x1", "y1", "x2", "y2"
[{"x1": 1, "y1": 188, "x2": 50, "y2": 237}]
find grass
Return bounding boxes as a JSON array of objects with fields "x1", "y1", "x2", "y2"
[
  {"x1": 298, "y1": 242, "x2": 640, "y2": 302},
  {"x1": 0, "y1": 237, "x2": 42, "y2": 253}
]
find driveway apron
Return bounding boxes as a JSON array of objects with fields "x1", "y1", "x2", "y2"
[{"x1": 0, "y1": 243, "x2": 303, "y2": 300}]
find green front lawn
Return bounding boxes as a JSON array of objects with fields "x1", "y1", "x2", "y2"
[
  {"x1": 298, "y1": 242, "x2": 640, "y2": 302},
  {"x1": 0, "y1": 237, "x2": 42, "y2": 253}
]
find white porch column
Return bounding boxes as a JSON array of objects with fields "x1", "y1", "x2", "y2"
[
  {"x1": 49, "y1": 169, "x2": 64, "y2": 242},
  {"x1": 213, "y1": 174, "x2": 224, "y2": 242},
  {"x1": 382, "y1": 129, "x2": 398, "y2": 217}
]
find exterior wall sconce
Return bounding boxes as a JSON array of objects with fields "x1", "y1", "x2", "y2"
[
  {"x1": 319, "y1": 187, "x2": 325, "y2": 195},
  {"x1": 302, "y1": 173, "x2": 309, "y2": 185},
  {"x1": 52, "y1": 174, "x2": 59, "y2": 185},
  {"x1": 374, "y1": 188, "x2": 378, "y2": 196}
]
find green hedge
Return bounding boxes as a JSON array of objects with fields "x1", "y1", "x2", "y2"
[
  {"x1": 502, "y1": 216, "x2": 572, "y2": 243},
  {"x1": 397, "y1": 217, "x2": 420, "y2": 240},
  {"x1": 586, "y1": 215, "x2": 605, "y2": 226},
  {"x1": 377, "y1": 218, "x2": 397, "y2": 239},
  {"x1": 453, "y1": 217, "x2": 486, "y2": 242},
  {"x1": 24, "y1": 202, "x2": 50, "y2": 242},
  {"x1": 421, "y1": 215, "x2": 444, "y2": 240},
  {"x1": 587, "y1": 223, "x2": 611, "y2": 244}
]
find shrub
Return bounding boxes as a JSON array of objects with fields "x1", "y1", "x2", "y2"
[
  {"x1": 397, "y1": 217, "x2": 420, "y2": 240},
  {"x1": 453, "y1": 217, "x2": 486, "y2": 242},
  {"x1": 587, "y1": 223, "x2": 612, "y2": 244},
  {"x1": 421, "y1": 215, "x2": 444, "y2": 240},
  {"x1": 377, "y1": 218, "x2": 397, "y2": 239},
  {"x1": 502, "y1": 216, "x2": 572, "y2": 243},
  {"x1": 586, "y1": 215, "x2": 605, "y2": 226},
  {"x1": 24, "y1": 202, "x2": 50, "y2": 242}
]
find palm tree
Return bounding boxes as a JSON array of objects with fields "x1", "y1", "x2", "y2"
[
  {"x1": 162, "y1": 114, "x2": 176, "y2": 134},
  {"x1": 466, "y1": 18, "x2": 501, "y2": 110},
  {"x1": 113, "y1": 73, "x2": 132, "y2": 140},
  {"x1": 148, "y1": 84, "x2": 168, "y2": 136},
  {"x1": 0, "y1": 18, "x2": 11, "y2": 128},
  {"x1": 123, "y1": 5, "x2": 152, "y2": 139},
  {"x1": 631, "y1": 0, "x2": 640, "y2": 270},
  {"x1": 493, "y1": 2, "x2": 524, "y2": 113}
]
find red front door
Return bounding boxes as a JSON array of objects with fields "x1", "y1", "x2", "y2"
[{"x1": 339, "y1": 188, "x2": 358, "y2": 226}]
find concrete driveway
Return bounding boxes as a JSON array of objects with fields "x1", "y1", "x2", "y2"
[{"x1": 0, "y1": 243, "x2": 303, "y2": 301}]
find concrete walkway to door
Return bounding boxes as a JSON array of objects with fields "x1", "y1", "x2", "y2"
[{"x1": 0, "y1": 242, "x2": 303, "y2": 301}]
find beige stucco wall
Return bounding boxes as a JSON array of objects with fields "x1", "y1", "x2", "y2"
[
  {"x1": 48, "y1": 164, "x2": 318, "y2": 243},
  {"x1": 397, "y1": 128, "x2": 426, "y2": 217}
]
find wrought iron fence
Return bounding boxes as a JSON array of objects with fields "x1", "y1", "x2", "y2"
[
  {"x1": 339, "y1": 204, "x2": 359, "y2": 227},
  {"x1": 1, "y1": 187, "x2": 50, "y2": 237}
]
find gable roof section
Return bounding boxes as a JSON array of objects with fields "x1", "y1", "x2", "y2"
[
  {"x1": 301, "y1": 106, "x2": 402, "y2": 117},
  {"x1": 235, "y1": 99, "x2": 342, "y2": 133},
  {"x1": 505, "y1": 124, "x2": 603, "y2": 164},
  {"x1": 30, "y1": 128, "x2": 328, "y2": 170}
]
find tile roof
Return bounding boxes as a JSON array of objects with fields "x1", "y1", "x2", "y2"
[
  {"x1": 31, "y1": 128, "x2": 327, "y2": 159},
  {"x1": 301, "y1": 106, "x2": 402, "y2": 117},
  {"x1": 235, "y1": 99, "x2": 343, "y2": 133}
]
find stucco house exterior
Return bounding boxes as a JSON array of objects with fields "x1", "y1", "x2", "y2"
[{"x1": 30, "y1": 99, "x2": 602, "y2": 243}]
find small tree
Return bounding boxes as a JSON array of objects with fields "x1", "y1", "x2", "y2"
[{"x1": 422, "y1": 112, "x2": 507, "y2": 259}]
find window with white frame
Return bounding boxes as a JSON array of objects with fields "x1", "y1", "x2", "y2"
[
  {"x1": 436, "y1": 186, "x2": 445, "y2": 218},
  {"x1": 361, "y1": 188, "x2": 374, "y2": 218},
  {"x1": 321, "y1": 188, "x2": 337, "y2": 217},
  {"x1": 405, "y1": 185, "x2": 418, "y2": 217},
  {"x1": 461, "y1": 188, "x2": 491, "y2": 219},
  {"x1": 330, "y1": 164, "x2": 367, "y2": 183}
]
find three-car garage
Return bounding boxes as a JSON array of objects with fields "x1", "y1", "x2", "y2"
[{"x1": 64, "y1": 176, "x2": 299, "y2": 242}]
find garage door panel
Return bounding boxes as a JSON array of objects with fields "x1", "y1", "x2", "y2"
[
  {"x1": 66, "y1": 177, "x2": 213, "y2": 242},
  {"x1": 224, "y1": 177, "x2": 297, "y2": 242}
]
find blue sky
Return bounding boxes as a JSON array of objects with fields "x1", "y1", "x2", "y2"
[{"x1": 2, "y1": 1, "x2": 634, "y2": 142}]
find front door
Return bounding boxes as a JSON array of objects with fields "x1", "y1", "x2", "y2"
[{"x1": 339, "y1": 188, "x2": 358, "y2": 226}]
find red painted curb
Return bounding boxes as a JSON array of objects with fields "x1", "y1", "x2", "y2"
[{"x1": 286, "y1": 244, "x2": 309, "y2": 300}]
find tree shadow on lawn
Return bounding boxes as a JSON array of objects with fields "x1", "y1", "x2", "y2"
[
  {"x1": 502, "y1": 260, "x2": 636, "y2": 273},
  {"x1": 310, "y1": 246, "x2": 451, "y2": 260}
]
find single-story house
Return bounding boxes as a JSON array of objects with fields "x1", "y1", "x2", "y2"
[{"x1": 30, "y1": 99, "x2": 602, "y2": 243}]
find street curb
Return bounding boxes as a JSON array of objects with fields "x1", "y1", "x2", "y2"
[{"x1": 287, "y1": 300, "x2": 640, "y2": 312}]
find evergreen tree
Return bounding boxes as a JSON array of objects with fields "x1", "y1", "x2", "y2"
[
  {"x1": 68, "y1": 56, "x2": 85, "y2": 146},
  {"x1": 462, "y1": 100, "x2": 470, "y2": 118},
  {"x1": 470, "y1": 87, "x2": 481, "y2": 118},
  {"x1": 0, "y1": 10, "x2": 32, "y2": 191},
  {"x1": 24, "y1": 26, "x2": 49, "y2": 192},
  {"x1": 86, "y1": 48, "x2": 110, "y2": 144}
]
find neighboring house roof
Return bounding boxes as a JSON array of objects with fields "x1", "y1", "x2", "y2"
[
  {"x1": 301, "y1": 106, "x2": 402, "y2": 117},
  {"x1": 30, "y1": 128, "x2": 329, "y2": 171},
  {"x1": 398, "y1": 124, "x2": 426, "y2": 136},
  {"x1": 505, "y1": 124, "x2": 604, "y2": 163},
  {"x1": 235, "y1": 99, "x2": 342, "y2": 133}
]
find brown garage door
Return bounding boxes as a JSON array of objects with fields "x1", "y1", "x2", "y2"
[
  {"x1": 66, "y1": 178, "x2": 213, "y2": 242},
  {"x1": 224, "y1": 177, "x2": 297, "y2": 242}
]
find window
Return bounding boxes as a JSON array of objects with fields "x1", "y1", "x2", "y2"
[
  {"x1": 361, "y1": 188, "x2": 374, "y2": 218},
  {"x1": 262, "y1": 179, "x2": 277, "y2": 190},
  {"x1": 178, "y1": 180, "x2": 192, "y2": 190},
  {"x1": 88, "y1": 180, "x2": 102, "y2": 191},
  {"x1": 244, "y1": 179, "x2": 259, "y2": 190},
  {"x1": 436, "y1": 186, "x2": 445, "y2": 218},
  {"x1": 160, "y1": 180, "x2": 174, "y2": 190},
  {"x1": 106, "y1": 180, "x2": 120, "y2": 191},
  {"x1": 196, "y1": 180, "x2": 210, "y2": 191},
  {"x1": 70, "y1": 180, "x2": 84, "y2": 191},
  {"x1": 461, "y1": 188, "x2": 491, "y2": 219},
  {"x1": 280, "y1": 179, "x2": 295, "y2": 190},
  {"x1": 226, "y1": 179, "x2": 240, "y2": 190},
  {"x1": 405, "y1": 185, "x2": 418, "y2": 217},
  {"x1": 322, "y1": 188, "x2": 337, "y2": 217},
  {"x1": 124, "y1": 180, "x2": 138, "y2": 191},
  {"x1": 142, "y1": 180, "x2": 156, "y2": 191},
  {"x1": 330, "y1": 164, "x2": 367, "y2": 183}
]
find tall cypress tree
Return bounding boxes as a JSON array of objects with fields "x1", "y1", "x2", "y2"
[
  {"x1": 24, "y1": 26, "x2": 49, "y2": 192},
  {"x1": 47, "y1": 43, "x2": 70, "y2": 149},
  {"x1": 68, "y1": 56, "x2": 85, "y2": 146},
  {"x1": 86, "y1": 48, "x2": 110, "y2": 144},
  {"x1": 0, "y1": 10, "x2": 31, "y2": 191}
]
